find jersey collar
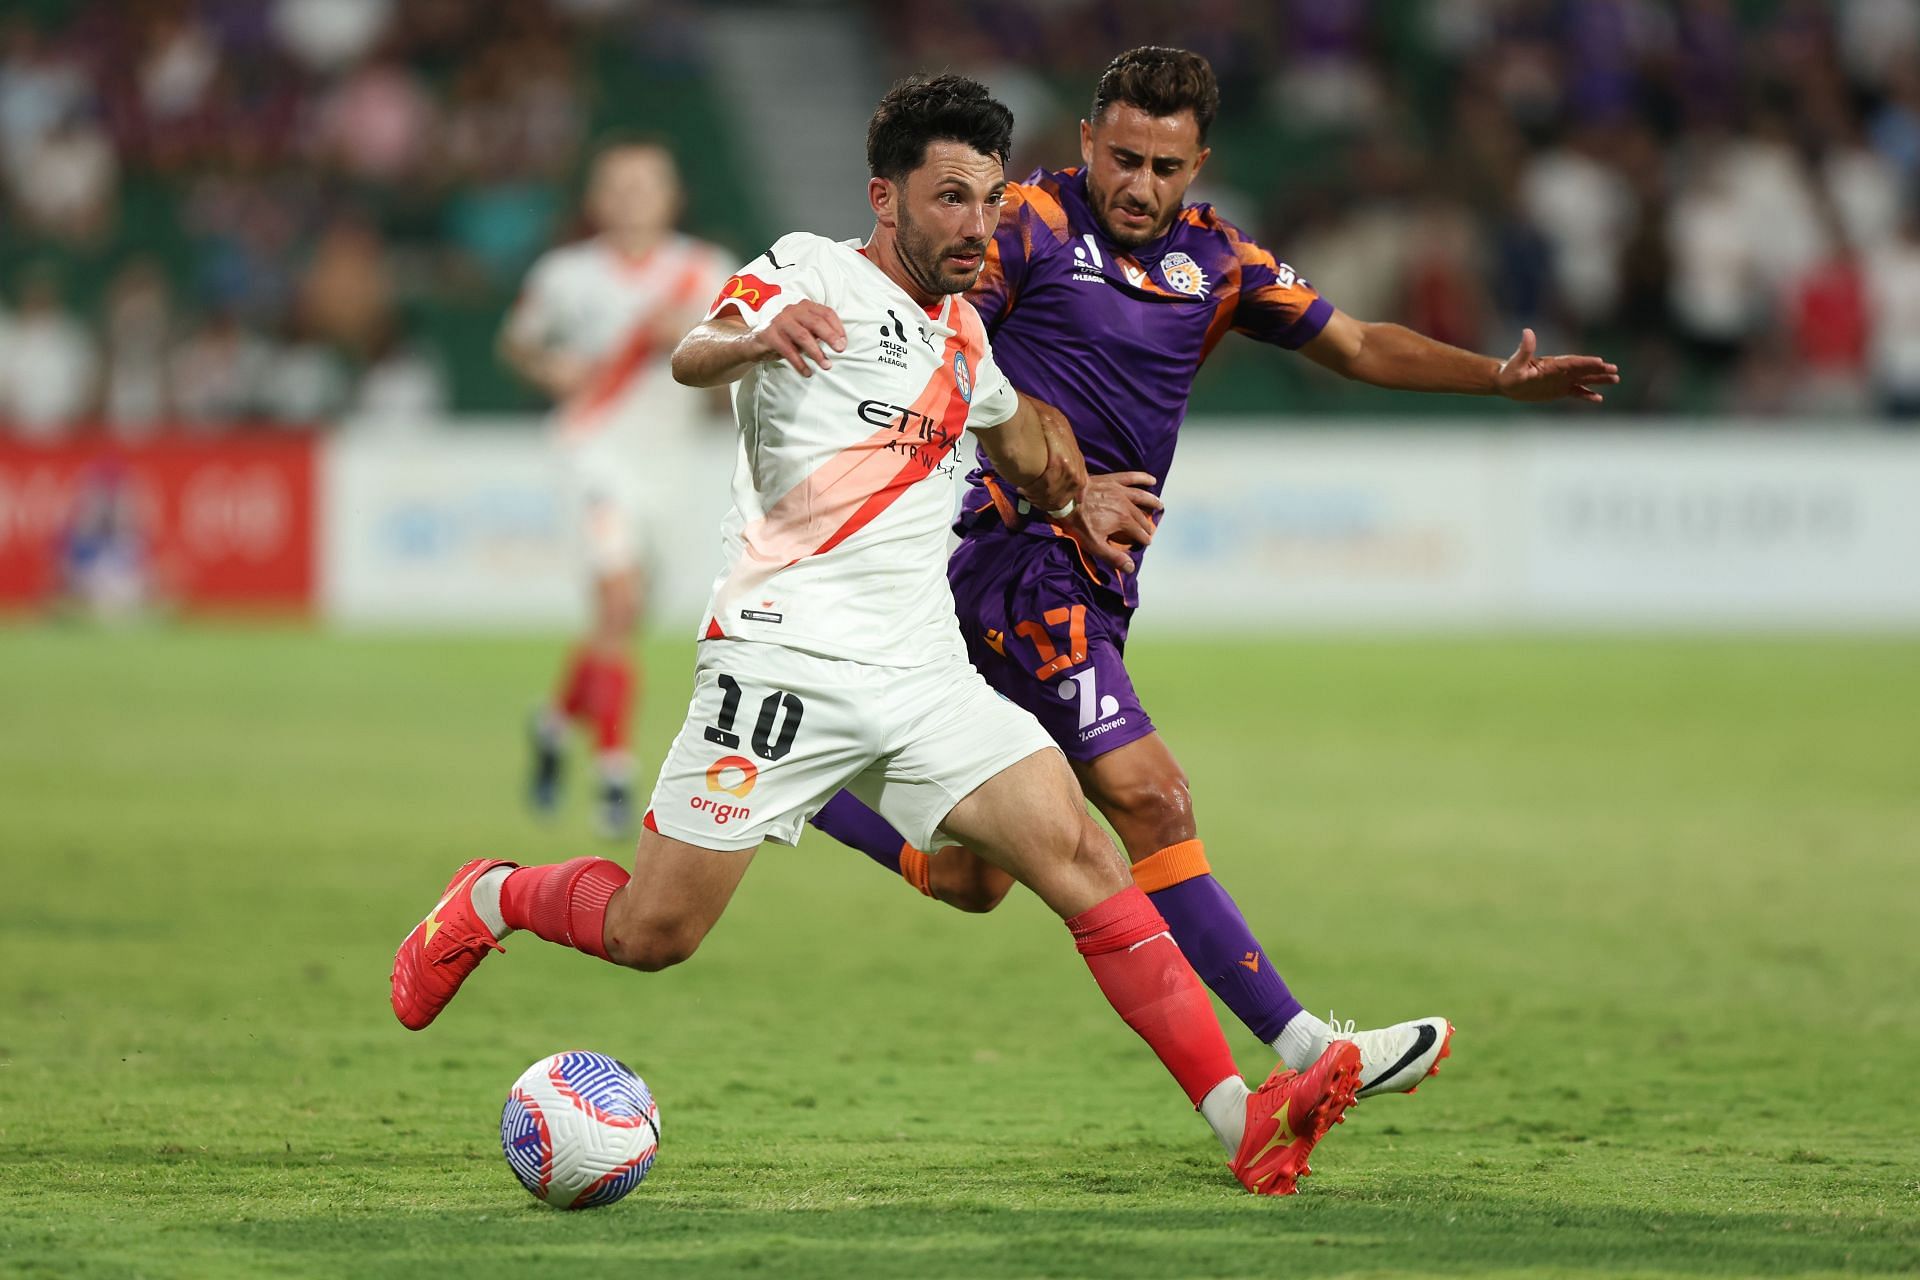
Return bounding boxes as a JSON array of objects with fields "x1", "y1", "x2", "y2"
[{"x1": 847, "y1": 240, "x2": 958, "y2": 334}]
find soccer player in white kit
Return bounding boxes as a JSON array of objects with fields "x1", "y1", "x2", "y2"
[
  {"x1": 394, "y1": 77, "x2": 1362, "y2": 1196},
  {"x1": 500, "y1": 136, "x2": 733, "y2": 836}
]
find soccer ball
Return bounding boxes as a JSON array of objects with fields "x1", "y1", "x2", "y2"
[{"x1": 500, "y1": 1050, "x2": 661, "y2": 1209}]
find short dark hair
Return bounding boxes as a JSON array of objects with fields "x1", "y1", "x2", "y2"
[
  {"x1": 586, "y1": 129, "x2": 676, "y2": 170},
  {"x1": 866, "y1": 74, "x2": 1013, "y2": 183},
  {"x1": 1090, "y1": 47, "x2": 1220, "y2": 143}
]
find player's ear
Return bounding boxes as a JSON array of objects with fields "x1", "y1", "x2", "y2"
[
  {"x1": 1079, "y1": 118, "x2": 1093, "y2": 166},
  {"x1": 869, "y1": 175, "x2": 897, "y2": 228},
  {"x1": 1191, "y1": 145, "x2": 1211, "y2": 181}
]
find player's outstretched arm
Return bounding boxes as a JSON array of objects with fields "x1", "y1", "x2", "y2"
[
  {"x1": 1301, "y1": 310, "x2": 1620, "y2": 404},
  {"x1": 670, "y1": 304, "x2": 847, "y2": 387}
]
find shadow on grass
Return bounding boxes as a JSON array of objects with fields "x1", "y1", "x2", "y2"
[
  {"x1": 185, "y1": 1177, "x2": 1920, "y2": 1279},
  {"x1": 9, "y1": 1142, "x2": 1918, "y2": 1278}
]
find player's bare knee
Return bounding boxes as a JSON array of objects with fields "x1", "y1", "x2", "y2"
[
  {"x1": 932, "y1": 856, "x2": 1013, "y2": 913},
  {"x1": 1099, "y1": 772, "x2": 1195, "y2": 852}
]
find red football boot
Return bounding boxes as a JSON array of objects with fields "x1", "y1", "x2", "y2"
[
  {"x1": 390, "y1": 858, "x2": 513, "y2": 1030},
  {"x1": 1230, "y1": 1039, "x2": 1362, "y2": 1196}
]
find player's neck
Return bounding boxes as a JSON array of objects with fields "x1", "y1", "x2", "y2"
[
  {"x1": 603, "y1": 228, "x2": 668, "y2": 262},
  {"x1": 862, "y1": 227, "x2": 940, "y2": 309}
]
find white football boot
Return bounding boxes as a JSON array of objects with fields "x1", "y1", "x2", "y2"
[{"x1": 1327, "y1": 1015, "x2": 1454, "y2": 1100}]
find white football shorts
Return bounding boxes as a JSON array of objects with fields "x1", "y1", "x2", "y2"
[
  {"x1": 645, "y1": 637, "x2": 1058, "y2": 852},
  {"x1": 561, "y1": 430, "x2": 656, "y2": 576}
]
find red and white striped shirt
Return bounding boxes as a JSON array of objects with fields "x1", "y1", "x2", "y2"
[{"x1": 508, "y1": 233, "x2": 733, "y2": 443}]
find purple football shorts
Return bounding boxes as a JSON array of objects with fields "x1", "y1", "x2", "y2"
[{"x1": 947, "y1": 532, "x2": 1156, "y2": 763}]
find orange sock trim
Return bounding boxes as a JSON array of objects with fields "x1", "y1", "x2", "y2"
[
  {"x1": 899, "y1": 845, "x2": 935, "y2": 898},
  {"x1": 1130, "y1": 839, "x2": 1211, "y2": 894}
]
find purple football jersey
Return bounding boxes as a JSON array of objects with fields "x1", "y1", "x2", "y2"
[{"x1": 956, "y1": 166, "x2": 1333, "y2": 607}]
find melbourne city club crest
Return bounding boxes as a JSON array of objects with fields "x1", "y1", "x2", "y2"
[{"x1": 953, "y1": 350, "x2": 972, "y2": 402}]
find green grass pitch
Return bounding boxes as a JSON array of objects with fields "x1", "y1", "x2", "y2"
[{"x1": 2, "y1": 624, "x2": 1917, "y2": 1278}]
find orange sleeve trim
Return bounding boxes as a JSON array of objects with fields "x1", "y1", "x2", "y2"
[
  {"x1": 899, "y1": 845, "x2": 935, "y2": 898},
  {"x1": 1130, "y1": 839, "x2": 1211, "y2": 894}
]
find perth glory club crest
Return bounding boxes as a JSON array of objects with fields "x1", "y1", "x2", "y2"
[{"x1": 1159, "y1": 251, "x2": 1209, "y2": 298}]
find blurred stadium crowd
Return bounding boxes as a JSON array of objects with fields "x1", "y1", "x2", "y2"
[
  {"x1": 3, "y1": 0, "x2": 1919, "y2": 436},
  {"x1": 0, "y1": 0, "x2": 725, "y2": 436}
]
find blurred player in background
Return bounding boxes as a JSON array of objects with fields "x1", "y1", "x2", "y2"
[
  {"x1": 398, "y1": 75, "x2": 1363, "y2": 1197},
  {"x1": 809, "y1": 47, "x2": 1618, "y2": 1099},
  {"x1": 500, "y1": 135, "x2": 732, "y2": 837}
]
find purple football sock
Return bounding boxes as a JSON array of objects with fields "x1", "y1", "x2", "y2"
[
  {"x1": 810, "y1": 790, "x2": 908, "y2": 875},
  {"x1": 1148, "y1": 873, "x2": 1304, "y2": 1045}
]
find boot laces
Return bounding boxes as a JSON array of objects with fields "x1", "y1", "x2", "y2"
[{"x1": 432, "y1": 931, "x2": 505, "y2": 964}]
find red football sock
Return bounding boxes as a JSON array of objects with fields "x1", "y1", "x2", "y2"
[
  {"x1": 1068, "y1": 885, "x2": 1239, "y2": 1107},
  {"x1": 557, "y1": 648, "x2": 597, "y2": 723},
  {"x1": 499, "y1": 857, "x2": 629, "y2": 962},
  {"x1": 590, "y1": 654, "x2": 635, "y2": 755}
]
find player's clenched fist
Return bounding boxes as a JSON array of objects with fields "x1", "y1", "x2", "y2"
[{"x1": 751, "y1": 300, "x2": 848, "y2": 377}]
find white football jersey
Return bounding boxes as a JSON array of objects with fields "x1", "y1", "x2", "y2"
[
  {"x1": 699, "y1": 231, "x2": 1019, "y2": 667},
  {"x1": 507, "y1": 233, "x2": 733, "y2": 444}
]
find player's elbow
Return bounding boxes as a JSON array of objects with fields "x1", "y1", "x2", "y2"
[
  {"x1": 1304, "y1": 315, "x2": 1375, "y2": 384},
  {"x1": 669, "y1": 336, "x2": 703, "y2": 388}
]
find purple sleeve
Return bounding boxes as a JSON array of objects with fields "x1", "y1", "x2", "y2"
[{"x1": 1227, "y1": 221, "x2": 1333, "y2": 350}]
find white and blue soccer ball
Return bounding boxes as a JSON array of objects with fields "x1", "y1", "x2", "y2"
[{"x1": 501, "y1": 1051, "x2": 660, "y2": 1209}]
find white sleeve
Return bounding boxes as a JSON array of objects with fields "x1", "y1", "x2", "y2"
[
  {"x1": 705, "y1": 233, "x2": 825, "y2": 334},
  {"x1": 965, "y1": 344, "x2": 1019, "y2": 429},
  {"x1": 504, "y1": 252, "x2": 569, "y2": 347}
]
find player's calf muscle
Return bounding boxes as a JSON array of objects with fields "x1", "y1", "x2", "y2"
[
  {"x1": 599, "y1": 841, "x2": 748, "y2": 971},
  {"x1": 603, "y1": 916, "x2": 702, "y2": 972},
  {"x1": 600, "y1": 885, "x2": 707, "y2": 971},
  {"x1": 929, "y1": 849, "x2": 1014, "y2": 913}
]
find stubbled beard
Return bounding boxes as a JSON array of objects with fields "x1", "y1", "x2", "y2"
[
  {"x1": 1090, "y1": 181, "x2": 1165, "y2": 248},
  {"x1": 897, "y1": 208, "x2": 980, "y2": 296}
]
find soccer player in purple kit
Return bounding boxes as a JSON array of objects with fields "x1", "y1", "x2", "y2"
[{"x1": 810, "y1": 46, "x2": 1620, "y2": 1098}]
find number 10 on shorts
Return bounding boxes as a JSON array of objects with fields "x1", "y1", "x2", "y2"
[{"x1": 704, "y1": 674, "x2": 806, "y2": 761}]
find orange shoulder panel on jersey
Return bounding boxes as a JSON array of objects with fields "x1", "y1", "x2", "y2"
[
  {"x1": 952, "y1": 295, "x2": 989, "y2": 354},
  {"x1": 1013, "y1": 180, "x2": 1071, "y2": 240},
  {"x1": 1221, "y1": 218, "x2": 1282, "y2": 272}
]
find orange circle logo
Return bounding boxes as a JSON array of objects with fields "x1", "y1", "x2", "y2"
[{"x1": 704, "y1": 755, "x2": 758, "y2": 798}]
